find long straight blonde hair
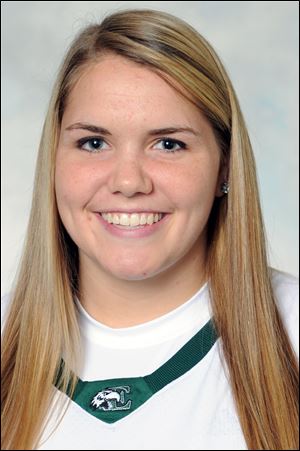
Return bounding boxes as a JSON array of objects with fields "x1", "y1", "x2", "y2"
[{"x1": 2, "y1": 9, "x2": 298, "y2": 450}]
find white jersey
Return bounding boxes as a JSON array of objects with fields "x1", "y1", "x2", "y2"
[{"x1": 2, "y1": 269, "x2": 299, "y2": 450}]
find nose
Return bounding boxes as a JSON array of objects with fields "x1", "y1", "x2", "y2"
[{"x1": 107, "y1": 154, "x2": 153, "y2": 197}]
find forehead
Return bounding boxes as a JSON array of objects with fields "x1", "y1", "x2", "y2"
[
  {"x1": 69, "y1": 55, "x2": 178, "y2": 102},
  {"x1": 64, "y1": 54, "x2": 204, "y2": 125}
]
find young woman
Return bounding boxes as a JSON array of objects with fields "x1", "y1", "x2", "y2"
[{"x1": 1, "y1": 9, "x2": 298, "y2": 450}]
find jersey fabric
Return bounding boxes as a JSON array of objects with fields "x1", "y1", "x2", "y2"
[{"x1": 2, "y1": 269, "x2": 298, "y2": 450}]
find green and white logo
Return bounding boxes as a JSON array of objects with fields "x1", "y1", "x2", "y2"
[
  {"x1": 90, "y1": 386, "x2": 132, "y2": 411},
  {"x1": 56, "y1": 319, "x2": 217, "y2": 423}
]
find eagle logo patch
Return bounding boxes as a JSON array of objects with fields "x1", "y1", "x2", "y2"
[{"x1": 90, "y1": 386, "x2": 132, "y2": 411}]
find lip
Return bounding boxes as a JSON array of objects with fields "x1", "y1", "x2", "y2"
[
  {"x1": 99, "y1": 209, "x2": 167, "y2": 214},
  {"x1": 95, "y1": 212, "x2": 171, "y2": 238}
]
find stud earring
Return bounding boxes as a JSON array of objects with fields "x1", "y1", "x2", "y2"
[{"x1": 221, "y1": 182, "x2": 229, "y2": 194}]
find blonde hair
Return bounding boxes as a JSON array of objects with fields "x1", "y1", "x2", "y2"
[{"x1": 1, "y1": 9, "x2": 298, "y2": 450}]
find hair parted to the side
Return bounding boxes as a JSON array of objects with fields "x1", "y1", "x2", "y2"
[{"x1": 1, "y1": 9, "x2": 298, "y2": 450}]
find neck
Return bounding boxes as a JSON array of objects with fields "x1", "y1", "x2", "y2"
[{"x1": 79, "y1": 249, "x2": 207, "y2": 329}]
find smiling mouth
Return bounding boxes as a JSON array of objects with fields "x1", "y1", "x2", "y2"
[{"x1": 99, "y1": 212, "x2": 165, "y2": 228}]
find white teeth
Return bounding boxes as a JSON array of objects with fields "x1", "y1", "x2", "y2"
[
  {"x1": 147, "y1": 214, "x2": 154, "y2": 225},
  {"x1": 113, "y1": 214, "x2": 120, "y2": 225},
  {"x1": 119, "y1": 214, "x2": 130, "y2": 226},
  {"x1": 101, "y1": 212, "x2": 163, "y2": 227},
  {"x1": 140, "y1": 214, "x2": 147, "y2": 225},
  {"x1": 130, "y1": 214, "x2": 140, "y2": 227}
]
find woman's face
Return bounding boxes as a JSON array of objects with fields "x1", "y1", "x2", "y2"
[{"x1": 55, "y1": 54, "x2": 223, "y2": 282}]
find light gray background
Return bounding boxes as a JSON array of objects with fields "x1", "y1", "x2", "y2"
[{"x1": 1, "y1": 1, "x2": 299, "y2": 295}]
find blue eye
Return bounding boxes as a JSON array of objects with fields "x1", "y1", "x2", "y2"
[
  {"x1": 154, "y1": 138, "x2": 186, "y2": 153},
  {"x1": 76, "y1": 137, "x2": 108, "y2": 152},
  {"x1": 76, "y1": 136, "x2": 187, "y2": 154}
]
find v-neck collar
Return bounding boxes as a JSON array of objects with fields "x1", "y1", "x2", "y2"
[
  {"x1": 75, "y1": 282, "x2": 210, "y2": 349},
  {"x1": 55, "y1": 318, "x2": 218, "y2": 424}
]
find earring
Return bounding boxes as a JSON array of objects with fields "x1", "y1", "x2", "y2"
[{"x1": 221, "y1": 181, "x2": 229, "y2": 194}]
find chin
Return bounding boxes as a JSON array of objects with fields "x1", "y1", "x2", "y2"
[
  {"x1": 113, "y1": 269, "x2": 153, "y2": 281},
  {"x1": 103, "y1": 256, "x2": 175, "y2": 282},
  {"x1": 105, "y1": 261, "x2": 157, "y2": 281},
  {"x1": 100, "y1": 254, "x2": 156, "y2": 281}
]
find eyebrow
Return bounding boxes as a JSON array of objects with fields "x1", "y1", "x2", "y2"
[
  {"x1": 65, "y1": 122, "x2": 201, "y2": 137},
  {"x1": 65, "y1": 122, "x2": 112, "y2": 135}
]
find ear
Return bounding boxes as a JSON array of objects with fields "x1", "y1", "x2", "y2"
[{"x1": 215, "y1": 163, "x2": 229, "y2": 198}]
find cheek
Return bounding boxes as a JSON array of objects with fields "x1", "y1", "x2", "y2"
[
  {"x1": 55, "y1": 158, "x2": 96, "y2": 211},
  {"x1": 163, "y1": 158, "x2": 219, "y2": 209}
]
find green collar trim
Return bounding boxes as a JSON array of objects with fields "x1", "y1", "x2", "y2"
[{"x1": 55, "y1": 318, "x2": 218, "y2": 424}]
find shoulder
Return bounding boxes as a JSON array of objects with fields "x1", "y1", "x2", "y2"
[{"x1": 270, "y1": 268, "x2": 299, "y2": 357}]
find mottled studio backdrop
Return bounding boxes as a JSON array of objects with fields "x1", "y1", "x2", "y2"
[{"x1": 1, "y1": 1, "x2": 299, "y2": 295}]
